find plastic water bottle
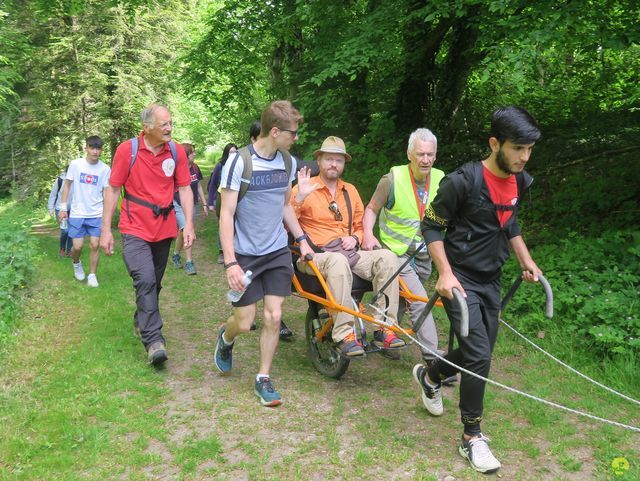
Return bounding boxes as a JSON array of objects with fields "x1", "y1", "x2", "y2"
[
  {"x1": 227, "y1": 270, "x2": 252, "y2": 302},
  {"x1": 60, "y1": 218, "x2": 68, "y2": 230}
]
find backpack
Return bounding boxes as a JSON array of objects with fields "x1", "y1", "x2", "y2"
[{"x1": 215, "y1": 145, "x2": 293, "y2": 217}]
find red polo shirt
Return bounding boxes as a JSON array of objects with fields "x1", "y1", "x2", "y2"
[{"x1": 110, "y1": 132, "x2": 190, "y2": 242}]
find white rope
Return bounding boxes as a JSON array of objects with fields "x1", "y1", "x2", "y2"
[
  {"x1": 367, "y1": 303, "x2": 640, "y2": 433},
  {"x1": 499, "y1": 317, "x2": 640, "y2": 406}
]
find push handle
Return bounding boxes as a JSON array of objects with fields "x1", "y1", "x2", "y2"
[
  {"x1": 413, "y1": 287, "x2": 469, "y2": 338},
  {"x1": 500, "y1": 274, "x2": 553, "y2": 319}
]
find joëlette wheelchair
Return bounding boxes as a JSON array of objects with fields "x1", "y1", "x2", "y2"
[{"x1": 291, "y1": 248, "x2": 468, "y2": 379}]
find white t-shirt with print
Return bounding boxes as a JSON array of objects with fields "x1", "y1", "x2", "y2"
[{"x1": 66, "y1": 157, "x2": 111, "y2": 218}]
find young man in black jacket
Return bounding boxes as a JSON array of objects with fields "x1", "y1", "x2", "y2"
[{"x1": 415, "y1": 106, "x2": 543, "y2": 473}]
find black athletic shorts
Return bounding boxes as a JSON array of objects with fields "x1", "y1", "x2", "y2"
[{"x1": 233, "y1": 246, "x2": 294, "y2": 307}]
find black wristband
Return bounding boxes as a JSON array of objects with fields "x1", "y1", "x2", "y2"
[
  {"x1": 224, "y1": 261, "x2": 239, "y2": 269},
  {"x1": 295, "y1": 234, "x2": 308, "y2": 243}
]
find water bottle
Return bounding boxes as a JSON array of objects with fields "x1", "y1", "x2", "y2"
[
  {"x1": 227, "y1": 270, "x2": 252, "y2": 302},
  {"x1": 60, "y1": 218, "x2": 68, "y2": 230}
]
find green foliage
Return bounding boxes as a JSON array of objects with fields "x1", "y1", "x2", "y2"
[
  {"x1": 0, "y1": 206, "x2": 36, "y2": 343},
  {"x1": 503, "y1": 230, "x2": 640, "y2": 358}
]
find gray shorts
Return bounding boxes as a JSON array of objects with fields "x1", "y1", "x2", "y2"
[
  {"x1": 233, "y1": 247, "x2": 294, "y2": 307},
  {"x1": 173, "y1": 200, "x2": 196, "y2": 230}
]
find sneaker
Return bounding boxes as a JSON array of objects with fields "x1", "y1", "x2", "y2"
[
  {"x1": 172, "y1": 253, "x2": 182, "y2": 268},
  {"x1": 59, "y1": 248, "x2": 65, "y2": 258},
  {"x1": 73, "y1": 261, "x2": 85, "y2": 281},
  {"x1": 374, "y1": 328, "x2": 406, "y2": 348},
  {"x1": 147, "y1": 341, "x2": 168, "y2": 366},
  {"x1": 216, "y1": 252, "x2": 224, "y2": 264},
  {"x1": 214, "y1": 326, "x2": 234, "y2": 373},
  {"x1": 87, "y1": 273, "x2": 99, "y2": 287},
  {"x1": 185, "y1": 260, "x2": 197, "y2": 275},
  {"x1": 336, "y1": 332, "x2": 365, "y2": 357},
  {"x1": 65, "y1": 250, "x2": 72, "y2": 257},
  {"x1": 459, "y1": 434, "x2": 501, "y2": 473},
  {"x1": 412, "y1": 363, "x2": 443, "y2": 416},
  {"x1": 279, "y1": 320, "x2": 293, "y2": 340},
  {"x1": 255, "y1": 376, "x2": 283, "y2": 407}
]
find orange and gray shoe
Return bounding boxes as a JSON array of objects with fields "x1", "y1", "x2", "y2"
[
  {"x1": 336, "y1": 332, "x2": 365, "y2": 357},
  {"x1": 375, "y1": 328, "x2": 406, "y2": 348}
]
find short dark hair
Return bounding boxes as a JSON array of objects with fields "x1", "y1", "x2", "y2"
[
  {"x1": 86, "y1": 135, "x2": 104, "y2": 148},
  {"x1": 182, "y1": 143, "x2": 195, "y2": 156},
  {"x1": 249, "y1": 121, "x2": 261, "y2": 141},
  {"x1": 491, "y1": 106, "x2": 541, "y2": 144}
]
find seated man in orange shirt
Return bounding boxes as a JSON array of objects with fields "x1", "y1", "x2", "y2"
[{"x1": 291, "y1": 136, "x2": 405, "y2": 356}]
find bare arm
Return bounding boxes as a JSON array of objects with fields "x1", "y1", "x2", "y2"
[
  {"x1": 509, "y1": 235, "x2": 541, "y2": 282},
  {"x1": 219, "y1": 188, "x2": 245, "y2": 291},
  {"x1": 283, "y1": 184, "x2": 314, "y2": 259},
  {"x1": 428, "y1": 240, "x2": 466, "y2": 299},
  {"x1": 178, "y1": 186, "x2": 196, "y2": 248},
  {"x1": 361, "y1": 205, "x2": 382, "y2": 250},
  {"x1": 57, "y1": 179, "x2": 73, "y2": 221},
  {"x1": 99, "y1": 185, "x2": 120, "y2": 255},
  {"x1": 197, "y1": 182, "x2": 208, "y2": 216}
]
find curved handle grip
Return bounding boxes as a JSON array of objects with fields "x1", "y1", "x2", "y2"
[
  {"x1": 452, "y1": 288, "x2": 469, "y2": 337},
  {"x1": 412, "y1": 287, "x2": 469, "y2": 338},
  {"x1": 538, "y1": 274, "x2": 553, "y2": 319},
  {"x1": 501, "y1": 274, "x2": 553, "y2": 319}
]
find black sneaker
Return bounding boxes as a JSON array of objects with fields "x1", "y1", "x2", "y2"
[{"x1": 279, "y1": 321, "x2": 293, "y2": 340}]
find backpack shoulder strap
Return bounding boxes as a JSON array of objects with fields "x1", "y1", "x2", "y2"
[
  {"x1": 470, "y1": 161, "x2": 484, "y2": 200},
  {"x1": 237, "y1": 146, "x2": 253, "y2": 203},
  {"x1": 279, "y1": 149, "x2": 293, "y2": 179},
  {"x1": 129, "y1": 138, "x2": 139, "y2": 175},
  {"x1": 168, "y1": 140, "x2": 178, "y2": 164}
]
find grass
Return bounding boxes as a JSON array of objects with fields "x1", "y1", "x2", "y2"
[{"x1": 0, "y1": 202, "x2": 639, "y2": 480}]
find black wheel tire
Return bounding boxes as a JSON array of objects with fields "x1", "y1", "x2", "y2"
[{"x1": 304, "y1": 302, "x2": 350, "y2": 379}]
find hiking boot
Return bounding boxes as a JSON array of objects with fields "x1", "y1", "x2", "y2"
[
  {"x1": 172, "y1": 253, "x2": 182, "y2": 268},
  {"x1": 279, "y1": 320, "x2": 293, "y2": 340},
  {"x1": 214, "y1": 326, "x2": 234, "y2": 373},
  {"x1": 216, "y1": 252, "x2": 224, "y2": 264},
  {"x1": 255, "y1": 376, "x2": 283, "y2": 407},
  {"x1": 73, "y1": 261, "x2": 85, "y2": 281},
  {"x1": 87, "y1": 273, "x2": 99, "y2": 288},
  {"x1": 185, "y1": 260, "x2": 197, "y2": 275},
  {"x1": 412, "y1": 363, "x2": 443, "y2": 416},
  {"x1": 374, "y1": 328, "x2": 405, "y2": 348},
  {"x1": 147, "y1": 342, "x2": 168, "y2": 366},
  {"x1": 459, "y1": 434, "x2": 501, "y2": 473},
  {"x1": 336, "y1": 332, "x2": 365, "y2": 357}
]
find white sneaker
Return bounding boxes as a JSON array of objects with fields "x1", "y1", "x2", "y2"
[
  {"x1": 87, "y1": 273, "x2": 99, "y2": 287},
  {"x1": 73, "y1": 261, "x2": 85, "y2": 281},
  {"x1": 412, "y1": 363, "x2": 443, "y2": 416},
  {"x1": 459, "y1": 434, "x2": 502, "y2": 473}
]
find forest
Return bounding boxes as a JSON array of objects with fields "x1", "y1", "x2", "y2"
[{"x1": 0, "y1": 1, "x2": 639, "y2": 479}]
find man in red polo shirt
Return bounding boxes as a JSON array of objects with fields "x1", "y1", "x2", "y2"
[{"x1": 101, "y1": 103, "x2": 195, "y2": 366}]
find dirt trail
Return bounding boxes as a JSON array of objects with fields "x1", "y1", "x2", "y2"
[{"x1": 130, "y1": 217, "x2": 607, "y2": 481}]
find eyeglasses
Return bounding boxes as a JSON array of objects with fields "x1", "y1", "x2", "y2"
[
  {"x1": 328, "y1": 201, "x2": 343, "y2": 221},
  {"x1": 279, "y1": 128, "x2": 298, "y2": 137}
]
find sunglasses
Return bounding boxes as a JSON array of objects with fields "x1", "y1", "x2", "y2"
[{"x1": 328, "y1": 201, "x2": 343, "y2": 221}]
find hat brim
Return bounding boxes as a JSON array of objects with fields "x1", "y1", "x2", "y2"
[{"x1": 313, "y1": 148, "x2": 352, "y2": 162}]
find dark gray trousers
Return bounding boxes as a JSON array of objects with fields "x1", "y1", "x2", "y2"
[
  {"x1": 427, "y1": 269, "x2": 501, "y2": 436},
  {"x1": 122, "y1": 234, "x2": 172, "y2": 349}
]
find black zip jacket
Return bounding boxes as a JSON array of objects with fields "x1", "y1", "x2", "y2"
[{"x1": 421, "y1": 161, "x2": 533, "y2": 281}]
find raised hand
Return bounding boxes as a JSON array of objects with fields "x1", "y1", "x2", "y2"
[{"x1": 295, "y1": 166, "x2": 320, "y2": 202}]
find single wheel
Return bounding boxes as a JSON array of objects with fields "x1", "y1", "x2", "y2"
[{"x1": 304, "y1": 302, "x2": 350, "y2": 379}]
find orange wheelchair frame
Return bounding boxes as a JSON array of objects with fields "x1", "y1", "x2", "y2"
[{"x1": 291, "y1": 257, "x2": 444, "y2": 378}]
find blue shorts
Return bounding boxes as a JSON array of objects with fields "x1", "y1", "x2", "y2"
[
  {"x1": 173, "y1": 201, "x2": 196, "y2": 231},
  {"x1": 68, "y1": 217, "x2": 102, "y2": 238}
]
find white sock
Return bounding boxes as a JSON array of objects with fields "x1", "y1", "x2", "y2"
[{"x1": 256, "y1": 374, "x2": 269, "y2": 381}]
